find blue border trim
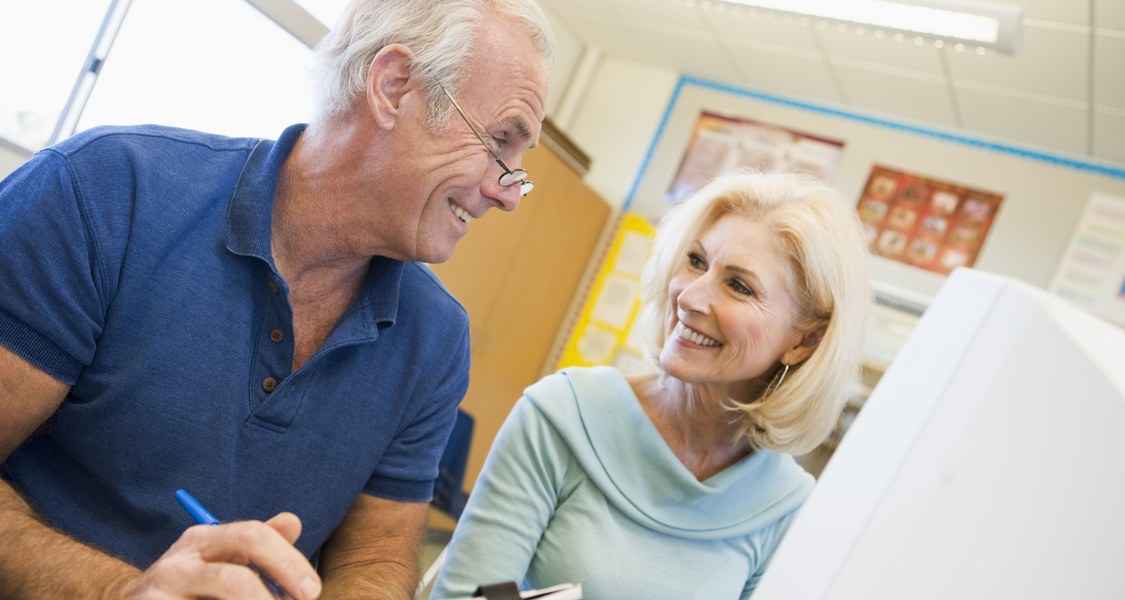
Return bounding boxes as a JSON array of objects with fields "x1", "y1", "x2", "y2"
[
  {"x1": 623, "y1": 77, "x2": 685, "y2": 211},
  {"x1": 623, "y1": 75, "x2": 1125, "y2": 210}
]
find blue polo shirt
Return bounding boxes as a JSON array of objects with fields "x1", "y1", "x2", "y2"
[{"x1": 0, "y1": 124, "x2": 470, "y2": 567}]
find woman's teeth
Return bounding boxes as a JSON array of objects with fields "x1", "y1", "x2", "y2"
[{"x1": 678, "y1": 322, "x2": 721, "y2": 347}]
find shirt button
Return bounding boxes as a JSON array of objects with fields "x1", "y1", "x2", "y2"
[
  {"x1": 270, "y1": 328, "x2": 284, "y2": 343},
  {"x1": 267, "y1": 280, "x2": 279, "y2": 294},
  {"x1": 262, "y1": 377, "x2": 278, "y2": 393}
]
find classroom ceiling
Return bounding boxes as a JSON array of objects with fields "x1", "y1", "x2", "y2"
[{"x1": 537, "y1": 0, "x2": 1125, "y2": 168}]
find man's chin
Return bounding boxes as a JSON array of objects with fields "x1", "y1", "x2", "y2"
[{"x1": 419, "y1": 243, "x2": 458, "y2": 265}]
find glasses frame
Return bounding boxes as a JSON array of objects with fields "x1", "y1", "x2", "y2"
[{"x1": 441, "y1": 86, "x2": 534, "y2": 197}]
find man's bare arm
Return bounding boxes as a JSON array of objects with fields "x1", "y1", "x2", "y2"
[
  {"x1": 317, "y1": 493, "x2": 430, "y2": 600},
  {"x1": 0, "y1": 344, "x2": 69, "y2": 461},
  {"x1": 0, "y1": 344, "x2": 141, "y2": 598},
  {"x1": 0, "y1": 483, "x2": 141, "y2": 599}
]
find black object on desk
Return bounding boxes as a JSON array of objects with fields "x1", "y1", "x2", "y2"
[{"x1": 473, "y1": 581, "x2": 521, "y2": 600}]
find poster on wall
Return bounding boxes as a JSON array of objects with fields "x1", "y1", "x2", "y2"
[
  {"x1": 661, "y1": 111, "x2": 845, "y2": 207},
  {"x1": 554, "y1": 213, "x2": 656, "y2": 375},
  {"x1": 856, "y1": 164, "x2": 1004, "y2": 276},
  {"x1": 1047, "y1": 192, "x2": 1125, "y2": 328}
]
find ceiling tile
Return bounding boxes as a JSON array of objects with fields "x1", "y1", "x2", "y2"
[
  {"x1": 621, "y1": 17, "x2": 712, "y2": 42},
  {"x1": 539, "y1": 0, "x2": 1110, "y2": 167},
  {"x1": 832, "y1": 63, "x2": 957, "y2": 127},
  {"x1": 1092, "y1": 109, "x2": 1125, "y2": 164},
  {"x1": 698, "y1": 7, "x2": 819, "y2": 52},
  {"x1": 541, "y1": 2, "x2": 620, "y2": 36},
  {"x1": 1096, "y1": 0, "x2": 1125, "y2": 31},
  {"x1": 816, "y1": 27, "x2": 944, "y2": 75},
  {"x1": 625, "y1": 23, "x2": 740, "y2": 84},
  {"x1": 945, "y1": 23, "x2": 1090, "y2": 101},
  {"x1": 1095, "y1": 31, "x2": 1125, "y2": 109},
  {"x1": 553, "y1": 16, "x2": 651, "y2": 65},
  {"x1": 955, "y1": 85, "x2": 1088, "y2": 155},
  {"x1": 723, "y1": 41, "x2": 842, "y2": 105},
  {"x1": 1003, "y1": 0, "x2": 1090, "y2": 26},
  {"x1": 537, "y1": 0, "x2": 614, "y2": 17},
  {"x1": 607, "y1": 0, "x2": 709, "y2": 30}
]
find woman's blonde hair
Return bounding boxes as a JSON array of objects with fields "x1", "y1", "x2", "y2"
[{"x1": 638, "y1": 171, "x2": 871, "y2": 454}]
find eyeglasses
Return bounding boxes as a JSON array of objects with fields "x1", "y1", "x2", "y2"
[{"x1": 441, "y1": 86, "x2": 534, "y2": 197}]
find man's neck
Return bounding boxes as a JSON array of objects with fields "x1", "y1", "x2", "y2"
[{"x1": 271, "y1": 118, "x2": 376, "y2": 285}]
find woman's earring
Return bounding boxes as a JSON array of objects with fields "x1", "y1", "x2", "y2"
[{"x1": 761, "y1": 363, "x2": 790, "y2": 401}]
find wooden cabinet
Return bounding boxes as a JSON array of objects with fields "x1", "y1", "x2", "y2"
[{"x1": 430, "y1": 141, "x2": 612, "y2": 489}]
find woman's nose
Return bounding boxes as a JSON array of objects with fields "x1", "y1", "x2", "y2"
[{"x1": 676, "y1": 275, "x2": 713, "y2": 314}]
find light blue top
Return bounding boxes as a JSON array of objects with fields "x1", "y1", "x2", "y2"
[{"x1": 433, "y1": 366, "x2": 814, "y2": 599}]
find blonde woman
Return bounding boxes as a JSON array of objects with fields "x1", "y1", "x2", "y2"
[{"x1": 434, "y1": 172, "x2": 871, "y2": 599}]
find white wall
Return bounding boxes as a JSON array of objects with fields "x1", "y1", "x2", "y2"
[
  {"x1": 565, "y1": 57, "x2": 679, "y2": 208},
  {"x1": 542, "y1": 6, "x2": 583, "y2": 122},
  {"x1": 0, "y1": 146, "x2": 28, "y2": 178},
  {"x1": 0, "y1": 142, "x2": 29, "y2": 177}
]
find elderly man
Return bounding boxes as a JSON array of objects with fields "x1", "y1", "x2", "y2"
[{"x1": 0, "y1": 0, "x2": 552, "y2": 598}]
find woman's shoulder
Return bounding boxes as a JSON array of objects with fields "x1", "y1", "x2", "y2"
[{"x1": 523, "y1": 366, "x2": 636, "y2": 414}]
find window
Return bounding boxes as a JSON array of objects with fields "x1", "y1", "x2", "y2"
[
  {"x1": 76, "y1": 0, "x2": 316, "y2": 140},
  {"x1": 0, "y1": 1, "x2": 110, "y2": 150},
  {"x1": 293, "y1": 0, "x2": 351, "y2": 29}
]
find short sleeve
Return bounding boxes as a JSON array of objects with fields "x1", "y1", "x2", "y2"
[
  {"x1": 362, "y1": 318, "x2": 471, "y2": 502},
  {"x1": 0, "y1": 150, "x2": 113, "y2": 383}
]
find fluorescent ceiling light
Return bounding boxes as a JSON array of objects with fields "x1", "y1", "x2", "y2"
[{"x1": 718, "y1": 0, "x2": 1022, "y2": 54}]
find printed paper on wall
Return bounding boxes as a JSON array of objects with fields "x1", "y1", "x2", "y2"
[{"x1": 856, "y1": 164, "x2": 1004, "y2": 276}]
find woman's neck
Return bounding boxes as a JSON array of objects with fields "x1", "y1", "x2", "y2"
[{"x1": 628, "y1": 372, "x2": 752, "y2": 481}]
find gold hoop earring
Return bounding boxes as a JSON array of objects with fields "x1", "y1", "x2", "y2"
[{"x1": 761, "y1": 363, "x2": 790, "y2": 401}]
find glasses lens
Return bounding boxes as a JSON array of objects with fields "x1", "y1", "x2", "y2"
[
  {"x1": 519, "y1": 180, "x2": 534, "y2": 196},
  {"x1": 498, "y1": 168, "x2": 528, "y2": 188}
]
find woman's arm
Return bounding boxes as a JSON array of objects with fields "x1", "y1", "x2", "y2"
[
  {"x1": 742, "y1": 507, "x2": 803, "y2": 599},
  {"x1": 431, "y1": 395, "x2": 573, "y2": 599}
]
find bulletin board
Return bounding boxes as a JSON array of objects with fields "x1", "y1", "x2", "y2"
[
  {"x1": 661, "y1": 111, "x2": 845, "y2": 207},
  {"x1": 555, "y1": 213, "x2": 656, "y2": 374},
  {"x1": 856, "y1": 164, "x2": 1004, "y2": 276},
  {"x1": 1048, "y1": 192, "x2": 1125, "y2": 327},
  {"x1": 625, "y1": 77, "x2": 1125, "y2": 308}
]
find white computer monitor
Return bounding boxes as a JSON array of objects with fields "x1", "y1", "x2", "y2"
[{"x1": 754, "y1": 267, "x2": 1125, "y2": 599}]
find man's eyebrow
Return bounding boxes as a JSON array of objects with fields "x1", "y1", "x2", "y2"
[{"x1": 501, "y1": 115, "x2": 536, "y2": 148}]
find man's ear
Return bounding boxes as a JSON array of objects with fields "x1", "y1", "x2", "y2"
[
  {"x1": 365, "y1": 43, "x2": 417, "y2": 130},
  {"x1": 782, "y1": 322, "x2": 827, "y2": 366}
]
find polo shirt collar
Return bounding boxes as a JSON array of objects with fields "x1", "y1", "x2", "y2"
[
  {"x1": 226, "y1": 123, "x2": 306, "y2": 261},
  {"x1": 343, "y1": 257, "x2": 404, "y2": 333}
]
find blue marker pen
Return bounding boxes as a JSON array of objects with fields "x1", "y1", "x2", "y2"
[{"x1": 174, "y1": 488, "x2": 292, "y2": 599}]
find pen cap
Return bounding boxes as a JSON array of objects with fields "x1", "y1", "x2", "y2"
[{"x1": 175, "y1": 488, "x2": 221, "y2": 525}]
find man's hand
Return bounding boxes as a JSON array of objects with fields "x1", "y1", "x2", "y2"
[{"x1": 120, "y1": 512, "x2": 322, "y2": 600}]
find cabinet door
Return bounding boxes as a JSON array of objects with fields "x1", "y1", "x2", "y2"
[{"x1": 430, "y1": 143, "x2": 612, "y2": 489}]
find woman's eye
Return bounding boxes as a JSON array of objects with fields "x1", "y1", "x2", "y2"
[
  {"x1": 491, "y1": 135, "x2": 507, "y2": 148},
  {"x1": 730, "y1": 279, "x2": 754, "y2": 296},
  {"x1": 687, "y1": 252, "x2": 706, "y2": 269}
]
